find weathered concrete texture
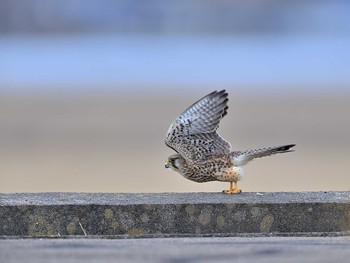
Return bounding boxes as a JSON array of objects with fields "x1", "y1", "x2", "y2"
[{"x1": 1, "y1": 192, "x2": 350, "y2": 238}]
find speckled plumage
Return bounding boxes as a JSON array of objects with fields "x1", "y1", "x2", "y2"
[{"x1": 165, "y1": 90, "x2": 295, "y2": 194}]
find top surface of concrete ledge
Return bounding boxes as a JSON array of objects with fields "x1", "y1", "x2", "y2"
[{"x1": 1, "y1": 191, "x2": 350, "y2": 206}]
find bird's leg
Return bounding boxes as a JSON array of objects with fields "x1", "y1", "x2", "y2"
[
  {"x1": 222, "y1": 182, "x2": 234, "y2": 194},
  {"x1": 232, "y1": 182, "x2": 242, "y2": 194},
  {"x1": 223, "y1": 181, "x2": 242, "y2": 194}
]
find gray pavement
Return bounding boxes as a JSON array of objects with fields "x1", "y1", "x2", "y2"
[{"x1": 1, "y1": 237, "x2": 350, "y2": 263}]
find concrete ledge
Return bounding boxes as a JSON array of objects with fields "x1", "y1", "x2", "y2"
[{"x1": 1, "y1": 192, "x2": 350, "y2": 238}]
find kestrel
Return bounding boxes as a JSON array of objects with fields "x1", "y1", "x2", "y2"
[{"x1": 165, "y1": 90, "x2": 295, "y2": 194}]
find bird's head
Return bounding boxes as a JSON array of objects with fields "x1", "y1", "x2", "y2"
[{"x1": 165, "y1": 154, "x2": 185, "y2": 172}]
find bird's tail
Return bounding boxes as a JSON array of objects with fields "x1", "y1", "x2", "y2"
[{"x1": 231, "y1": 144, "x2": 295, "y2": 166}]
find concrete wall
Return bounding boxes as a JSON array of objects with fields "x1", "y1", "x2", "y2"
[{"x1": 1, "y1": 192, "x2": 350, "y2": 238}]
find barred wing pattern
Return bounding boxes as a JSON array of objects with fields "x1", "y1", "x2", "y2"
[{"x1": 165, "y1": 90, "x2": 232, "y2": 162}]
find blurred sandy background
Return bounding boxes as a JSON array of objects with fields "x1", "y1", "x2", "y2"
[{"x1": 1, "y1": 1, "x2": 350, "y2": 193}]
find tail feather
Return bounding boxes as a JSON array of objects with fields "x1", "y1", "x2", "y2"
[{"x1": 231, "y1": 144, "x2": 295, "y2": 166}]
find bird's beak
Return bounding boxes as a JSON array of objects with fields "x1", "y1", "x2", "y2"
[{"x1": 165, "y1": 162, "x2": 170, "y2": 169}]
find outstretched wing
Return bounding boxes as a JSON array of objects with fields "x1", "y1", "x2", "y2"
[{"x1": 165, "y1": 90, "x2": 232, "y2": 162}]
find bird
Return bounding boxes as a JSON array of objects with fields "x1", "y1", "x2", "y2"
[{"x1": 164, "y1": 90, "x2": 295, "y2": 194}]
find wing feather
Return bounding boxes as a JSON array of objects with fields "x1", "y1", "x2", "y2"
[{"x1": 165, "y1": 90, "x2": 232, "y2": 162}]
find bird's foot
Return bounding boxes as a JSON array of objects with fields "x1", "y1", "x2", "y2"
[
  {"x1": 222, "y1": 182, "x2": 242, "y2": 194},
  {"x1": 222, "y1": 188, "x2": 242, "y2": 194}
]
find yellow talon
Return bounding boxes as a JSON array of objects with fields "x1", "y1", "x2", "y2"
[{"x1": 222, "y1": 182, "x2": 242, "y2": 194}]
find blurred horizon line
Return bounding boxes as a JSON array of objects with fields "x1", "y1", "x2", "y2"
[{"x1": 1, "y1": 34, "x2": 350, "y2": 94}]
